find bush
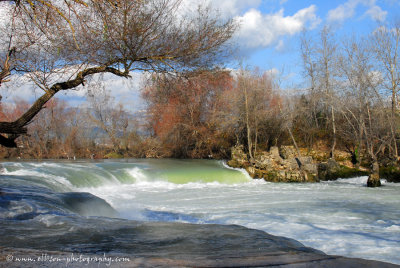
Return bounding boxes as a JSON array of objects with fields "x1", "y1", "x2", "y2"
[
  {"x1": 380, "y1": 166, "x2": 400, "y2": 182},
  {"x1": 104, "y1": 152, "x2": 124, "y2": 159}
]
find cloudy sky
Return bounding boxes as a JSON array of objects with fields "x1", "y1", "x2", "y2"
[
  {"x1": 1, "y1": 0, "x2": 399, "y2": 108},
  {"x1": 224, "y1": 0, "x2": 397, "y2": 75}
]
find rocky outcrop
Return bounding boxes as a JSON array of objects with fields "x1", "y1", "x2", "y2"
[
  {"x1": 226, "y1": 145, "x2": 248, "y2": 168},
  {"x1": 318, "y1": 159, "x2": 369, "y2": 181},
  {"x1": 228, "y1": 145, "x2": 318, "y2": 183},
  {"x1": 1, "y1": 222, "x2": 398, "y2": 268},
  {"x1": 60, "y1": 192, "x2": 118, "y2": 218},
  {"x1": 227, "y1": 145, "x2": 372, "y2": 183},
  {"x1": 317, "y1": 159, "x2": 340, "y2": 181},
  {"x1": 279, "y1": 145, "x2": 297, "y2": 160},
  {"x1": 380, "y1": 165, "x2": 400, "y2": 183}
]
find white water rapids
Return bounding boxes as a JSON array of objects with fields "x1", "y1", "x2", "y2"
[{"x1": 1, "y1": 159, "x2": 399, "y2": 265}]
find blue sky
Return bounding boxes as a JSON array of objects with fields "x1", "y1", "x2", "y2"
[
  {"x1": 221, "y1": 0, "x2": 399, "y2": 85},
  {"x1": 1, "y1": 0, "x2": 399, "y2": 108}
]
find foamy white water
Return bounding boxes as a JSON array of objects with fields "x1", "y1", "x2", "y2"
[
  {"x1": 1, "y1": 159, "x2": 399, "y2": 264},
  {"x1": 81, "y1": 165, "x2": 400, "y2": 265}
]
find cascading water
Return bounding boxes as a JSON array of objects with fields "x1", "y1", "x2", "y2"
[{"x1": 0, "y1": 159, "x2": 399, "y2": 265}]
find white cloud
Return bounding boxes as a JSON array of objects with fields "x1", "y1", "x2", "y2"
[
  {"x1": 265, "y1": 68, "x2": 279, "y2": 78},
  {"x1": 94, "y1": 72, "x2": 145, "y2": 110},
  {"x1": 179, "y1": 0, "x2": 261, "y2": 19},
  {"x1": 365, "y1": 5, "x2": 387, "y2": 21},
  {"x1": 0, "y1": 2, "x2": 11, "y2": 26},
  {"x1": 1, "y1": 72, "x2": 145, "y2": 111},
  {"x1": 327, "y1": 0, "x2": 358, "y2": 22},
  {"x1": 327, "y1": 0, "x2": 387, "y2": 23},
  {"x1": 275, "y1": 39, "x2": 285, "y2": 51},
  {"x1": 211, "y1": 0, "x2": 261, "y2": 17},
  {"x1": 1, "y1": 73, "x2": 87, "y2": 105},
  {"x1": 235, "y1": 5, "x2": 320, "y2": 50}
]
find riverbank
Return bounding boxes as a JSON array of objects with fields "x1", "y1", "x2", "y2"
[
  {"x1": 226, "y1": 145, "x2": 400, "y2": 183},
  {"x1": 3, "y1": 142, "x2": 400, "y2": 183}
]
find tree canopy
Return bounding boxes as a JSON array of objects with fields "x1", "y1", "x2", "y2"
[{"x1": 0, "y1": 0, "x2": 236, "y2": 147}]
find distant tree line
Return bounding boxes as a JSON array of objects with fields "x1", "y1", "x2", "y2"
[
  {"x1": 0, "y1": 95, "x2": 139, "y2": 159},
  {"x1": 297, "y1": 24, "x2": 400, "y2": 186}
]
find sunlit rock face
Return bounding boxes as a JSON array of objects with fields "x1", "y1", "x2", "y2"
[{"x1": 228, "y1": 145, "x2": 319, "y2": 182}]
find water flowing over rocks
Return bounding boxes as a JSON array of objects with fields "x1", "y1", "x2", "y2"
[
  {"x1": 60, "y1": 192, "x2": 118, "y2": 218},
  {"x1": 1, "y1": 160, "x2": 399, "y2": 267}
]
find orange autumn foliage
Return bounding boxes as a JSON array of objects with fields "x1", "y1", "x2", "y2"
[{"x1": 143, "y1": 70, "x2": 234, "y2": 158}]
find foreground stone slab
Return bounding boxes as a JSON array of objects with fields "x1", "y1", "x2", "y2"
[
  {"x1": 1, "y1": 247, "x2": 397, "y2": 267},
  {"x1": 0, "y1": 222, "x2": 398, "y2": 268}
]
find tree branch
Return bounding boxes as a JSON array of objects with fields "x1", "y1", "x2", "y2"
[
  {"x1": 0, "y1": 134, "x2": 18, "y2": 148},
  {"x1": 0, "y1": 48, "x2": 15, "y2": 87},
  {"x1": 0, "y1": 64, "x2": 130, "y2": 147}
]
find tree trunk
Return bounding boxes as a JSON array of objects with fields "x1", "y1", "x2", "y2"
[
  {"x1": 244, "y1": 86, "x2": 253, "y2": 160},
  {"x1": 254, "y1": 122, "x2": 258, "y2": 156},
  {"x1": 354, "y1": 144, "x2": 361, "y2": 169},
  {"x1": 287, "y1": 125, "x2": 309, "y2": 181},
  {"x1": 330, "y1": 105, "x2": 336, "y2": 159},
  {"x1": 390, "y1": 87, "x2": 398, "y2": 160},
  {"x1": 367, "y1": 157, "x2": 381, "y2": 187},
  {"x1": 390, "y1": 121, "x2": 398, "y2": 160},
  {"x1": 355, "y1": 123, "x2": 364, "y2": 169},
  {"x1": 287, "y1": 126, "x2": 301, "y2": 157}
]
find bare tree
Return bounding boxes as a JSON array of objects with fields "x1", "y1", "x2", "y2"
[
  {"x1": 318, "y1": 26, "x2": 338, "y2": 159},
  {"x1": 86, "y1": 84, "x2": 129, "y2": 153},
  {"x1": 0, "y1": 0, "x2": 237, "y2": 147},
  {"x1": 300, "y1": 26, "x2": 338, "y2": 158},
  {"x1": 236, "y1": 69, "x2": 254, "y2": 160},
  {"x1": 300, "y1": 30, "x2": 320, "y2": 129},
  {"x1": 231, "y1": 68, "x2": 283, "y2": 158},
  {"x1": 337, "y1": 36, "x2": 390, "y2": 187},
  {"x1": 370, "y1": 22, "x2": 400, "y2": 159}
]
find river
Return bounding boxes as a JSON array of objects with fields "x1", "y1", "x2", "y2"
[{"x1": 1, "y1": 159, "x2": 399, "y2": 265}]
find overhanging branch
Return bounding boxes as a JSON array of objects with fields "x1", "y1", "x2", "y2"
[
  {"x1": 0, "y1": 134, "x2": 18, "y2": 148},
  {"x1": 0, "y1": 64, "x2": 131, "y2": 147}
]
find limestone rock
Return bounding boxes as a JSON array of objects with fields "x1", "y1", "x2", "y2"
[
  {"x1": 279, "y1": 146, "x2": 297, "y2": 159},
  {"x1": 1, "y1": 223, "x2": 397, "y2": 268},
  {"x1": 304, "y1": 163, "x2": 318, "y2": 175},
  {"x1": 318, "y1": 159, "x2": 340, "y2": 181},
  {"x1": 228, "y1": 145, "x2": 249, "y2": 168},
  {"x1": 327, "y1": 158, "x2": 340, "y2": 170},
  {"x1": 380, "y1": 165, "x2": 400, "y2": 182},
  {"x1": 231, "y1": 145, "x2": 248, "y2": 164},
  {"x1": 246, "y1": 166, "x2": 257, "y2": 178},
  {"x1": 254, "y1": 152, "x2": 274, "y2": 169},
  {"x1": 270, "y1": 146, "x2": 283, "y2": 161},
  {"x1": 317, "y1": 159, "x2": 367, "y2": 181},
  {"x1": 228, "y1": 145, "x2": 318, "y2": 183},
  {"x1": 285, "y1": 158, "x2": 300, "y2": 170},
  {"x1": 298, "y1": 156, "x2": 313, "y2": 165}
]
